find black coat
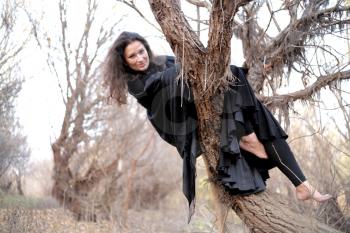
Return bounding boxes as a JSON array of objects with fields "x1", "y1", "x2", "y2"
[{"x1": 127, "y1": 56, "x2": 287, "y2": 222}]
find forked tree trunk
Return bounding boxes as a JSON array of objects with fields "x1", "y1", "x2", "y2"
[
  {"x1": 52, "y1": 138, "x2": 120, "y2": 221},
  {"x1": 148, "y1": 0, "x2": 340, "y2": 232}
]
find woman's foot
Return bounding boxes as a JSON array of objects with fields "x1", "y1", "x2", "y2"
[
  {"x1": 239, "y1": 133, "x2": 268, "y2": 159},
  {"x1": 296, "y1": 181, "x2": 332, "y2": 202}
]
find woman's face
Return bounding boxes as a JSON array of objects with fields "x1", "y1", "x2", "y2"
[{"x1": 123, "y1": 40, "x2": 150, "y2": 72}]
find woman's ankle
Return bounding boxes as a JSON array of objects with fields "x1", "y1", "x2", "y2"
[{"x1": 295, "y1": 181, "x2": 332, "y2": 202}]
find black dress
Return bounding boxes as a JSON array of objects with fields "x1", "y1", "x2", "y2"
[
  {"x1": 127, "y1": 56, "x2": 287, "y2": 222},
  {"x1": 216, "y1": 66, "x2": 287, "y2": 196}
]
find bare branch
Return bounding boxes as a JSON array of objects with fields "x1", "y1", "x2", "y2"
[
  {"x1": 58, "y1": 0, "x2": 73, "y2": 97},
  {"x1": 148, "y1": 0, "x2": 205, "y2": 57},
  {"x1": 185, "y1": 15, "x2": 209, "y2": 25},
  {"x1": 198, "y1": 0, "x2": 252, "y2": 94},
  {"x1": 266, "y1": 0, "x2": 281, "y2": 32},
  {"x1": 331, "y1": 88, "x2": 350, "y2": 140},
  {"x1": 267, "y1": 5, "x2": 350, "y2": 67},
  {"x1": 186, "y1": 0, "x2": 211, "y2": 11},
  {"x1": 260, "y1": 70, "x2": 350, "y2": 107},
  {"x1": 207, "y1": 0, "x2": 246, "y2": 65},
  {"x1": 117, "y1": 0, "x2": 162, "y2": 32}
]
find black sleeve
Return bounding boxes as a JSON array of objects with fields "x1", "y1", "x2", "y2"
[{"x1": 144, "y1": 64, "x2": 181, "y2": 95}]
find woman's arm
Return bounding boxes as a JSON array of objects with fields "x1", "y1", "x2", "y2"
[{"x1": 144, "y1": 63, "x2": 181, "y2": 94}]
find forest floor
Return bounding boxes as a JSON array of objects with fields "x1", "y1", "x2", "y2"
[
  {"x1": 0, "y1": 207, "x2": 245, "y2": 233},
  {"x1": 0, "y1": 195, "x2": 245, "y2": 233}
]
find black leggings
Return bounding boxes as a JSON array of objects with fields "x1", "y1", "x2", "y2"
[
  {"x1": 263, "y1": 139, "x2": 306, "y2": 187},
  {"x1": 237, "y1": 121, "x2": 306, "y2": 187}
]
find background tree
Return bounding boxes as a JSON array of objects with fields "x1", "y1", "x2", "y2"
[
  {"x1": 29, "y1": 0, "x2": 181, "y2": 222},
  {"x1": 41, "y1": 0, "x2": 137, "y2": 220},
  {"x1": 276, "y1": 103, "x2": 350, "y2": 232},
  {"x1": 0, "y1": 0, "x2": 31, "y2": 194}
]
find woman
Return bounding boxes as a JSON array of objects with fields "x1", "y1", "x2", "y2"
[{"x1": 103, "y1": 31, "x2": 332, "y2": 217}]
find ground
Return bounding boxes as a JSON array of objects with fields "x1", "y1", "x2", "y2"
[{"x1": 0, "y1": 202, "x2": 245, "y2": 233}]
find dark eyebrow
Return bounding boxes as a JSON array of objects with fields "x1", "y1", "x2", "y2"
[
  {"x1": 127, "y1": 52, "x2": 136, "y2": 58},
  {"x1": 127, "y1": 48, "x2": 144, "y2": 58}
]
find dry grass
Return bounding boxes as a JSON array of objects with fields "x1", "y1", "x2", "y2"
[
  {"x1": 0, "y1": 204, "x2": 228, "y2": 233},
  {"x1": 0, "y1": 208, "x2": 113, "y2": 233},
  {"x1": 0, "y1": 188, "x2": 244, "y2": 233}
]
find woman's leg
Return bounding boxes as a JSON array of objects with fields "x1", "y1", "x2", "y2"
[
  {"x1": 237, "y1": 120, "x2": 268, "y2": 159},
  {"x1": 263, "y1": 138, "x2": 332, "y2": 202},
  {"x1": 240, "y1": 133, "x2": 268, "y2": 159}
]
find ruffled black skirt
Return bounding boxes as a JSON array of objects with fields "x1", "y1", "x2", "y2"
[{"x1": 217, "y1": 66, "x2": 287, "y2": 194}]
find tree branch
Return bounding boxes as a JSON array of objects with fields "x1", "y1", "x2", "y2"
[
  {"x1": 148, "y1": 0, "x2": 205, "y2": 57},
  {"x1": 202, "y1": 0, "x2": 252, "y2": 94},
  {"x1": 185, "y1": 0, "x2": 211, "y2": 11},
  {"x1": 265, "y1": 0, "x2": 281, "y2": 32},
  {"x1": 117, "y1": 0, "x2": 162, "y2": 32},
  {"x1": 260, "y1": 70, "x2": 350, "y2": 107},
  {"x1": 266, "y1": 5, "x2": 350, "y2": 67}
]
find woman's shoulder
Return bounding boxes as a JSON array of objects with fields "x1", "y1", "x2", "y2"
[
  {"x1": 153, "y1": 55, "x2": 176, "y2": 68},
  {"x1": 230, "y1": 64, "x2": 248, "y2": 77},
  {"x1": 165, "y1": 56, "x2": 175, "y2": 66}
]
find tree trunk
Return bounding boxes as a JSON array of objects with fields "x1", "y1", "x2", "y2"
[
  {"x1": 16, "y1": 174, "x2": 24, "y2": 195},
  {"x1": 51, "y1": 129, "x2": 120, "y2": 221},
  {"x1": 148, "y1": 1, "x2": 341, "y2": 232}
]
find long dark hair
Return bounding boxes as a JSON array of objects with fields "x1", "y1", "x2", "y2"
[{"x1": 103, "y1": 31, "x2": 159, "y2": 104}]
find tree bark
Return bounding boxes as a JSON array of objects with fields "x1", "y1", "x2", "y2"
[{"x1": 148, "y1": 1, "x2": 341, "y2": 232}]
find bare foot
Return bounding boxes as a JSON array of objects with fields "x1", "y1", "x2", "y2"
[
  {"x1": 239, "y1": 133, "x2": 268, "y2": 159},
  {"x1": 296, "y1": 181, "x2": 332, "y2": 202}
]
